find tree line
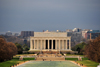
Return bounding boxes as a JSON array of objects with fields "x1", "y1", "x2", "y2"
[
  {"x1": 72, "y1": 36, "x2": 100, "y2": 63},
  {"x1": 85, "y1": 36, "x2": 100, "y2": 63},
  {"x1": 72, "y1": 42, "x2": 87, "y2": 55},
  {"x1": 0, "y1": 36, "x2": 29, "y2": 62},
  {"x1": 0, "y1": 36, "x2": 17, "y2": 62},
  {"x1": 0, "y1": 35, "x2": 100, "y2": 63}
]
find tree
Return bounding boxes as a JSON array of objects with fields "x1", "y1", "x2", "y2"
[
  {"x1": 7, "y1": 42, "x2": 17, "y2": 59},
  {"x1": 76, "y1": 47, "x2": 80, "y2": 54},
  {"x1": 15, "y1": 43, "x2": 23, "y2": 54},
  {"x1": 0, "y1": 36, "x2": 17, "y2": 62},
  {"x1": 0, "y1": 36, "x2": 6, "y2": 40},
  {"x1": 85, "y1": 36, "x2": 100, "y2": 63},
  {"x1": 22, "y1": 44, "x2": 29, "y2": 51},
  {"x1": 0, "y1": 38, "x2": 8, "y2": 62},
  {"x1": 72, "y1": 42, "x2": 87, "y2": 54},
  {"x1": 24, "y1": 46, "x2": 29, "y2": 51}
]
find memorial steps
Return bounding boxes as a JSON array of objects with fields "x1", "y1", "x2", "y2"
[{"x1": 36, "y1": 54, "x2": 65, "y2": 61}]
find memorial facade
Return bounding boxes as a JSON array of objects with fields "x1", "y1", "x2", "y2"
[{"x1": 29, "y1": 31, "x2": 72, "y2": 52}]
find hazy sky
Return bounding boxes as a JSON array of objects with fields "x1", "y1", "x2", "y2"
[{"x1": 0, "y1": 0, "x2": 100, "y2": 32}]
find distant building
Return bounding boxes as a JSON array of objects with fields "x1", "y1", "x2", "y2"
[
  {"x1": 21, "y1": 31, "x2": 34, "y2": 38},
  {"x1": 67, "y1": 32, "x2": 82, "y2": 42},
  {"x1": 66, "y1": 29, "x2": 73, "y2": 32},
  {"x1": 82, "y1": 29, "x2": 91, "y2": 38},
  {"x1": 73, "y1": 28, "x2": 82, "y2": 32},
  {"x1": 5, "y1": 31, "x2": 12, "y2": 36},
  {"x1": 90, "y1": 33, "x2": 100, "y2": 39},
  {"x1": 84, "y1": 30, "x2": 100, "y2": 39},
  {"x1": 13, "y1": 33, "x2": 19, "y2": 36},
  {"x1": 87, "y1": 30, "x2": 100, "y2": 33},
  {"x1": 83, "y1": 29, "x2": 91, "y2": 31},
  {"x1": 24, "y1": 39, "x2": 27, "y2": 44}
]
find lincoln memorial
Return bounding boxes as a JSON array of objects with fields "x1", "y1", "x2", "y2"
[{"x1": 29, "y1": 30, "x2": 72, "y2": 52}]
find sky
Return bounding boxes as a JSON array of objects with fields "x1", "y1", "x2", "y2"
[{"x1": 0, "y1": 0, "x2": 100, "y2": 33}]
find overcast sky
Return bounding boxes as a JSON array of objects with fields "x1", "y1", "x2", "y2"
[{"x1": 0, "y1": 0, "x2": 100, "y2": 33}]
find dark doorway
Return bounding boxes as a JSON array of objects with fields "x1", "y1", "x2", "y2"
[
  {"x1": 49, "y1": 40, "x2": 52, "y2": 49},
  {"x1": 46, "y1": 40, "x2": 48, "y2": 49},
  {"x1": 67, "y1": 40, "x2": 69, "y2": 49},
  {"x1": 53, "y1": 40, "x2": 55, "y2": 49}
]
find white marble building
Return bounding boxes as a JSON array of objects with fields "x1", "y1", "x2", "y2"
[{"x1": 29, "y1": 31, "x2": 71, "y2": 52}]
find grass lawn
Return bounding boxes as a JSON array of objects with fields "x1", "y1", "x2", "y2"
[
  {"x1": 65, "y1": 58, "x2": 78, "y2": 61},
  {"x1": 0, "y1": 58, "x2": 35, "y2": 67},
  {"x1": 76, "y1": 58, "x2": 99, "y2": 67},
  {"x1": 66, "y1": 57, "x2": 99, "y2": 67},
  {"x1": 66, "y1": 54, "x2": 84, "y2": 57}
]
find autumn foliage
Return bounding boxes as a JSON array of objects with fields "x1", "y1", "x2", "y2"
[
  {"x1": 0, "y1": 36, "x2": 17, "y2": 62},
  {"x1": 85, "y1": 36, "x2": 100, "y2": 63}
]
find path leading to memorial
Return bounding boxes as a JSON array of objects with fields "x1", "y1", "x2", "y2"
[{"x1": 17, "y1": 61, "x2": 80, "y2": 67}]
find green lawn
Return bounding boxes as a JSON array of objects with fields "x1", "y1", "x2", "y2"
[
  {"x1": 76, "y1": 58, "x2": 99, "y2": 67},
  {"x1": 0, "y1": 58, "x2": 35, "y2": 67},
  {"x1": 66, "y1": 54, "x2": 84, "y2": 57},
  {"x1": 1, "y1": 54, "x2": 99, "y2": 67},
  {"x1": 66, "y1": 57, "x2": 99, "y2": 67},
  {"x1": 65, "y1": 58, "x2": 78, "y2": 61},
  {"x1": 23, "y1": 58, "x2": 35, "y2": 60}
]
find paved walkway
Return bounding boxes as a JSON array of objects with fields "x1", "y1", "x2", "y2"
[{"x1": 17, "y1": 61, "x2": 80, "y2": 67}]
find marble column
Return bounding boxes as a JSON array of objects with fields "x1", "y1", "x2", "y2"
[
  {"x1": 56, "y1": 40, "x2": 57, "y2": 50},
  {"x1": 37, "y1": 40, "x2": 38, "y2": 49},
  {"x1": 69, "y1": 39, "x2": 71, "y2": 50},
  {"x1": 60, "y1": 40, "x2": 61, "y2": 50},
  {"x1": 36, "y1": 40, "x2": 37, "y2": 49},
  {"x1": 41, "y1": 40, "x2": 42, "y2": 50},
  {"x1": 44, "y1": 40, "x2": 45, "y2": 49},
  {"x1": 59, "y1": 40, "x2": 60, "y2": 50},
  {"x1": 34, "y1": 40, "x2": 35, "y2": 49},
  {"x1": 30, "y1": 40, "x2": 33, "y2": 50},
  {"x1": 48, "y1": 40, "x2": 49, "y2": 50},
  {"x1": 62, "y1": 40, "x2": 64, "y2": 49},
  {"x1": 52, "y1": 40, "x2": 53, "y2": 50},
  {"x1": 66, "y1": 40, "x2": 67, "y2": 49}
]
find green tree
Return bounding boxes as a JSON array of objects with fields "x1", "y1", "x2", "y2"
[
  {"x1": 22, "y1": 44, "x2": 26, "y2": 48},
  {"x1": 76, "y1": 47, "x2": 80, "y2": 54},
  {"x1": 15, "y1": 43, "x2": 23, "y2": 54},
  {"x1": 72, "y1": 42, "x2": 87, "y2": 54},
  {"x1": 22, "y1": 44, "x2": 29, "y2": 51},
  {"x1": 24, "y1": 46, "x2": 29, "y2": 51}
]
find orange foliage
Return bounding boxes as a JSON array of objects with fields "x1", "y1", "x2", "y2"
[
  {"x1": 0, "y1": 38, "x2": 8, "y2": 62},
  {"x1": 85, "y1": 36, "x2": 100, "y2": 63},
  {"x1": 0, "y1": 37, "x2": 17, "y2": 62},
  {"x1": 7, "y1": 42, "x2": 17, "y2": 55}
]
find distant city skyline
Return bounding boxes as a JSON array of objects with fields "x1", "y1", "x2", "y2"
[
  {"x1": 0, "y1": 0, "x2": 100, "y2": 32},
  {"x1": 0, "y1": 28, "x2": 100, "y2": 34}
]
